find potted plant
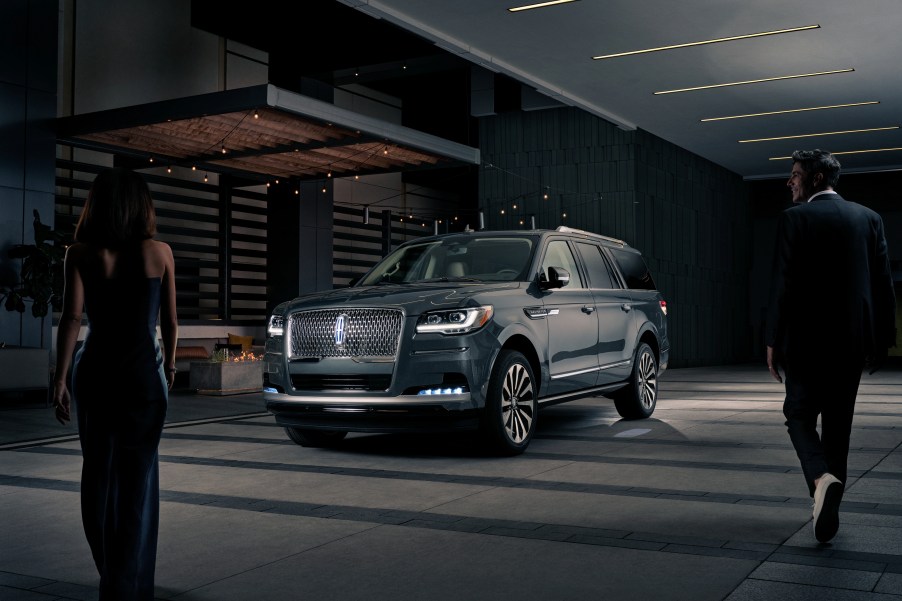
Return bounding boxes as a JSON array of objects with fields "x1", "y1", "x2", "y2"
[{"x1": 1, "y1": 210, "x2": 67, "y2": 348}]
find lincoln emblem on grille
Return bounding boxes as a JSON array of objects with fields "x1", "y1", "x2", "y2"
[{"x1": 334, "y1": 313, "x2": 348, "y2": 346}]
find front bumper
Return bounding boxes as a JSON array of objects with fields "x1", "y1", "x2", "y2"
[
  {"x1": 263, "y1": 322, "x2": 500, "y2": 433},
  {"x1": 264, "y1": 392, "x2": 480, "y2": 432}
]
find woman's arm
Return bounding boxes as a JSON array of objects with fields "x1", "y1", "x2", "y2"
[
  {"x1": 159, "y1": 242, "x2": 178, "y2": 390},
  {"x1": 52, "y1": 245, "x2": 85, "y2": 424}
]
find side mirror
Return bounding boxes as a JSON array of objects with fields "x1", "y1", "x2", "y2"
[{"x1": 539, "y1": 267, "x2": 570, "y2": 290}]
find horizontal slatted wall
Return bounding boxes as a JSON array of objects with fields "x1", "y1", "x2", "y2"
[
  {"x1": 54, "y1": 155, "x2": 268, "y2": 323},
  {"x1": 332, "y1": 204, "x2": 432, "y2": 287},
  {"x1": 228, "y1": 185, "x2": 268, "y2": 320}
]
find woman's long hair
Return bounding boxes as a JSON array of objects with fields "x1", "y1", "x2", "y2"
[{"x1": 75, "y1": 168, "x2": 156, "y2": 248}]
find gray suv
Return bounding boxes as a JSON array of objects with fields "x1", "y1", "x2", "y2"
[{"x1": 264, "y1": 226, "x2": 669, "y2": 454}]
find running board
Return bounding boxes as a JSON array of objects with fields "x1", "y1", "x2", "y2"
[{"x1": 537, "y1": 382, "x2": 628, "y2": 408}]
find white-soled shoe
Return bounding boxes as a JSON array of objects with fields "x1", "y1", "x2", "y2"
[{"x1": 812, "y1": 473, "x2": 843, "y2": 543}]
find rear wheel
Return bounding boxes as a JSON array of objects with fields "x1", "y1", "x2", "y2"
[
  {"x1": 613, "y1": 342, "x2": 658, "y2": 419},
  {"x1": 482, "y1": 350, "x2": 537, "y2": 455},
  {"x1": 285, "y1": 427, "x2": 348, "y2": 448}
]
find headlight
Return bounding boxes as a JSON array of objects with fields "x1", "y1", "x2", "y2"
[
  {"x1": 416, "y1": 306, "x2": 493, "y2": 335},
  {"x1": 267, "y1": 313, "x2": 285, "y2": 337}
]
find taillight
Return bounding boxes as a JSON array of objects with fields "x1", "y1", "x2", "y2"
[{"x1": 659, "y1": 300, "x2": 667, "y2": 316}]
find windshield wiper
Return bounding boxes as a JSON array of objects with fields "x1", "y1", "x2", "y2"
[{"x1": 419, "y1": 276, "x2": 481, "y2": 283}]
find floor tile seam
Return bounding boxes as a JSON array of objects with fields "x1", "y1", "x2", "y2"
[
  {"x1": 0, "y1": 414, "x2": 271, "y2": 451},
  {"x1": 160, "y1": 432, "x2": 293, "y2": 445},
  {"x1": 6, "y1": 456, "x2": 902, "y2": 515},
  {"x1": 534, "y1": 434, "x2": 898, "y2": 453},
  {"x1": 527, "y1": 451, "x2": 801, "y2": 474},
  {"x1": 743, "y1": 573, "x2": 888, "y2": 595},
  {"x1": 148, "y1": 454, "x2": 818, "y2": 505},
  {"x1": 5, "y1": 462, "x2": 902, "y2": 520},
  {"x1": 773, "y1": 546, "x2": 902, "y2": 570},
  {"x1": 0, "y1": 583, "x2": 72, "y2": 600},
  {"x1": 690, "y1": 419, "x2": 902, "y2": 431},
  {"x1": 156, "y1": 489, "x2": 789, "y2": 564}
]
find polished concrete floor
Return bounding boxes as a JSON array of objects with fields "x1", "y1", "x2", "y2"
[{"x1": 1, "y1": 364, "x2": 901, "y2": 600}]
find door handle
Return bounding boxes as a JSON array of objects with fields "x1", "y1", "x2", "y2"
[
  {"x1": 582, "y1": 306, "x2": 596, "y2": 314},
  {"x1": 621, "y1": 303, "x2": 631, "y2": 312}
]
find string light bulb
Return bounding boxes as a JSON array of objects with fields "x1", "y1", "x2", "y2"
[
  {"x1": 221, "y1": 146, "x2": 227, "y2": 154},
  {"x1": 166, "y1": 166, "x2": 172, "y2": 174},
  {"x1": 203, "y1": 173, "x2": 208, "y2": 183},
  {"x1": 253, "y1": 110, "x2": 259, "y2": 119},
  {"x1": 149, "y1": 157, "x2": 154, "y2": 163}
]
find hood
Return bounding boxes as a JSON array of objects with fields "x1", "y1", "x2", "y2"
[{"x1": 281, "y1": 281, "x2": 522, "y2": 315}]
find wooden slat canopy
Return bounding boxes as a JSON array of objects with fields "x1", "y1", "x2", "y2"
[{"x1": 57, "y1": 84, "x2": 480, "y2": 181}]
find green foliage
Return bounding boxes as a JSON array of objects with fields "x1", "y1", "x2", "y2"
[
  {"x1": 210, "y1": 348, "x2": 231, "y2": 363},
  {"x1": 1, "y1": 210, "x2": 67, "y2": 319}
]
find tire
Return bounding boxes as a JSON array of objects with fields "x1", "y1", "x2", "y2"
[
  {"x1": 482, "y1": 350, "x2": 537, "y2": 455},
  {"x1": 285, "y1": 427, "x2": 348, "y2": 448},
  {"x1": 613, "y1": 342, "x2": 658, "y2": 419}
]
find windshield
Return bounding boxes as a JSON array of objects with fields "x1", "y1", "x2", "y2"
[{"x1": 357, "y1": 235, "x2": 537, "y2": 286}]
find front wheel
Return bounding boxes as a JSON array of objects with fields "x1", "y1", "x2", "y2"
[
  {"x1": 482, "y1": 350, "x2": 537, "y2": 455},
  {"x1": 613, "y1": 342, "x2": 658, "y2": 419},
  {"x1": 285, "y1": 427, "x2": 348, "y2": 448}
]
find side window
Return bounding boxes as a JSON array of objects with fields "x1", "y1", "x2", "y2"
[
  {"x1": 540, "y1": 240, "x2": 583, "y2": 288},
  {"x1": 575, "y1": 242, "x2": 617, "y2": 289},
  {"x1": 609, "y1": 248, "x2": 656, "y2": 290}
]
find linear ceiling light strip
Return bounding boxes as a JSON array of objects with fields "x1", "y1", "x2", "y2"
[
  {"x1": 770, "y1": 147, "x2": 902, "y2": 160},
  {"x1": 508, "y1": 0, "x2": 578, "y2": 12},
  {"x1": 654, "y1": 68, "x2": 854, "y2": 95},
  {"x1": 740, "y1": 126, "x2": 899, "y2": 143},
  {"x1": 702, "y1": 101, "x2": 880, "y2": 122},
  {"x1": 593, "y1": 24, "x2": 819, "y2": 60}
]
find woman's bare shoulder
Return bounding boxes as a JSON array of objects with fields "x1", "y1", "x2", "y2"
[
  {"x1": 143, "y1": 239, "x2": 173, "y2": 258},
  {"x1": 64, "y1": 242, "x2": 88, "y2": 261}
]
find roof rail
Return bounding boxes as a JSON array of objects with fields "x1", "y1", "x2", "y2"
[{"x1": 556, "y1": 226, "x2": 626, "y2": 246}]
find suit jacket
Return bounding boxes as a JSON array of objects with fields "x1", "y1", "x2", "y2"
[{"x1": 766, "y1": 192, "x2": 896, "y2": 362}]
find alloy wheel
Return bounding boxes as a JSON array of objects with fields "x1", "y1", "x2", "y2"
[{"x1": 501, "y1": 362, "x2": 535, "y2": 443}]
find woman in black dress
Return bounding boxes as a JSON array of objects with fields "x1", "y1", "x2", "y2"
[{"x1": 53, "y1": 167, "x2": 178, "y2": 600}]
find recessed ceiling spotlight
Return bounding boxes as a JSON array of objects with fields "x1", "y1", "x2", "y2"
[
  {"x1": 702, "y1": 101, "x2": 879, "y2": 122},
  {"x1": 770, "y1": 146, "x2": 902, "y2": 160},
  {"x1": 740, "y1": 126, "x2": 898, "y2": 143},
  {"x1": 593, "y1": 24, "x2": 819, "y2": 60},
  {"x1": 508, "y1": 0, "x2": 578, "y2": 12},
  {"x1": 654, "y1": 68, "x2": 854, "y2": 95}
]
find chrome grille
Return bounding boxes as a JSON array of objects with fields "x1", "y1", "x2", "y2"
[{"x1": 288, "y1": 308, "x2": 403, "y2": 359}]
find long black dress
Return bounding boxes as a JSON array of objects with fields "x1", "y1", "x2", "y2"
[{"x1": 73, "y1": 250, "x2": 167, "y2": 601}]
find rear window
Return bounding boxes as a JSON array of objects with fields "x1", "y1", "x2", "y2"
[{"x1": 609, "y1": 248, "x2": 656, "y2": 290}]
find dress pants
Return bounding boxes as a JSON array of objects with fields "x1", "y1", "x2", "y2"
[
  {"x1": 77, "y1": 396, "x2": 166, "y2": 601},
  {"x1": 782, "y1": 357, "x2": 862, "y2": 497}
]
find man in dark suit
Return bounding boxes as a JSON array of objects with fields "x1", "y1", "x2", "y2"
[{"x1": 766, "y1": 149, "x2": 895, "y2": 543}]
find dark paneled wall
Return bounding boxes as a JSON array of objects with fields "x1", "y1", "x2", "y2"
[
  {"x1": 0, "y1": 0, "x2": 58, "y2": 348},
  {"x1": 479, "y1": 107, "x2": 751, "y2": 367}
]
